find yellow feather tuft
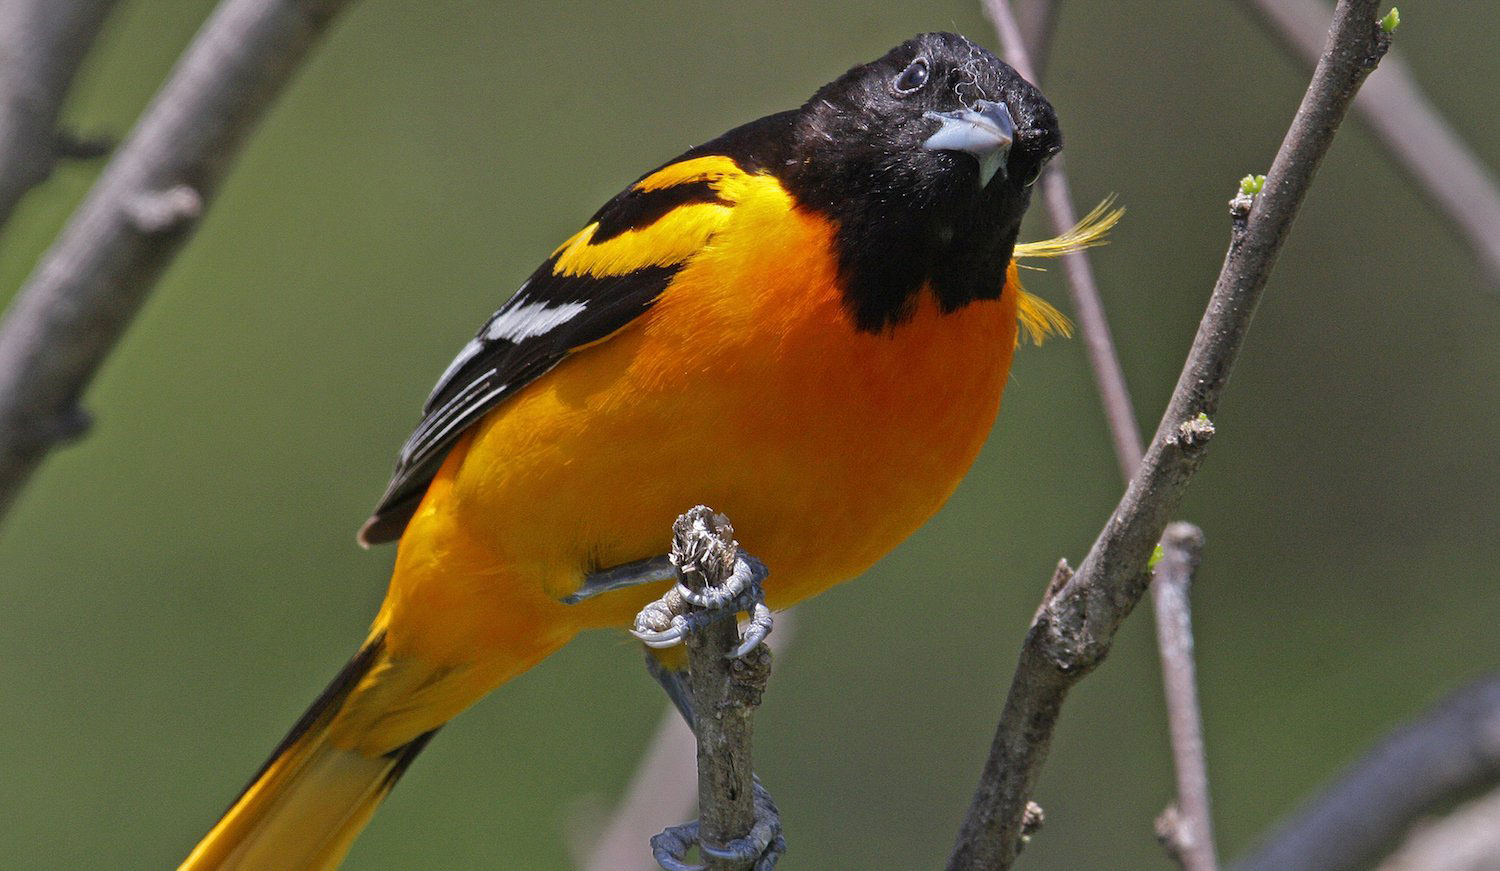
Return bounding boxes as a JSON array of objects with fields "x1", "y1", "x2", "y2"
[
  {"x1": 1015, "y1": 286, "x2": 1073, "y2": 346},
  {"x1": 1013, "y1": 195, "x2": 1124, "y2": 261},
  {"x1": 1010, "y1": 196, "x2": 1123, "y2": 345}
]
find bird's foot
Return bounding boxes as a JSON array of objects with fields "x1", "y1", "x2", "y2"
[
  {"x1": 630, "y1": 511, "x2": 772, "y2": 658},
  {"x1": 650, "y1": 778, "x2": 785, "y2": 871}
]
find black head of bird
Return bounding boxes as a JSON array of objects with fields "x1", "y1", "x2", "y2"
[{"x1": 783, "y1": 32, "x2": 1063, "y2": 331}]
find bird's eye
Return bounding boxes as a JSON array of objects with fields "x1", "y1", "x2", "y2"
[
  {"x1": 1024, "y1": 146, "x2": 1061, "y2": 187},
  {"x1": 893, "y1": 59, "x2": 930, "y2": 94}
]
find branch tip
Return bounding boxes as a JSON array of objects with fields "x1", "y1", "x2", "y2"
[
  {"x1": 1176, "y1": 414, "x2": 1216, "y2": 449},
  {"x1": 126, "y1": 185, "x2": 203, "y2": 235},
  {"x1": 55, "y1": 131, "x2": 113, "y2": 161},
  {"x1": 1160, "y1": 522, "x2": 1207, "y2": 568},
  {"x1": 1156, "y1": 802, "x2": 1192, "y2": 864}
]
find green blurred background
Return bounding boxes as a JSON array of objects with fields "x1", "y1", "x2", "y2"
[{"x1": 1, "y1": 1, "x2": 1496, "y2": 868}]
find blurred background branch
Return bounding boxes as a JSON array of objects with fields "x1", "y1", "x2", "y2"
[
  {"x1": 1375, "y1": 782, "x2": 1500, "y2": 871},
  {"x1": 1230, "y1": 673, "x2": 1500, "y2": 871},
  {"x1": 983, "y1": 0, "x2": 1144, "y2": 481},
  {"x1": 0, "y1": 0, "x2": 352, "y2": 525},
  {"x1": 0, "y1": 0, "x2": 119, "y2": 241}
]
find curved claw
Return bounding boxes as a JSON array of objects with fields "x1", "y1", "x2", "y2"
[
  {"x1": 731, "y1": 602, "x2": 774, "y2": 658},
  {"x1": 631, "y1": 616, "x2": 690, "y2": 648},
  {"x1": 651, "y1": 821, "x2": 705, "y2": 871},
  {"x1": 699, "y1": 823, "x2": 774, "y2": 862},
  {"x1": 757, "y1": 835, "x2": 787, "y2": 870},
  {"x1": 651, "y1": 779, "x2": 784, "y2": 871}
]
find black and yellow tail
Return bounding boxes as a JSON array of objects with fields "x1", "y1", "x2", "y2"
[{"x1": 179, "y1": 634, "x2": 436, "y2": 871}]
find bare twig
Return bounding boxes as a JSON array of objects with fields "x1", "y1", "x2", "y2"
[
  {"x1": 984, "y1": 0, "x2": 1144, "y2": 481},
  {"x1": 678, "y1": 513, "x2": 771, "y2": 871},
  {"x1": 582, "y1": 613, "x2": 795, "y2": 871},
  {"x1": 0, "y1": 0, "x2": 353, "y2": 526},
  {"x1": 1151, "y1": 523, "x2": 1218, "y2": 871},
  {"x1": 1375, "y1": 782, "x2": 1500, "y2": 871},
  {"x1": 1229, "y1": 673, "x2": 1500, "y2": 871},
  {"x1": 991, "y1": 1, "x2": 1220, "y2": 860},
  {"x1": 630, "y1": 508, "x2": 776, "y2": 871},
  {"x1": 947, "y1": 4, "x2": 1391, "y2": 868},
  {"x1": 1242, "y1": 0, "x2": 1500, "y2": 290},
  {"x1": 0, "y1": 0, "x2": 120, "y2": 238}
]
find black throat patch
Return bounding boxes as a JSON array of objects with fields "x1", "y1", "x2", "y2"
[{"x1": 784, "y1": 170, "x2": 1032, "y2": 333}]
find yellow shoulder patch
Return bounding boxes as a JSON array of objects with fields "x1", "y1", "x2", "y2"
[
  {"x1": 549, "y1": 156, "x2": 754, "y2": 279},
  {"x1": 634, "y1": 156, "x2": 742, "y2": 191},
  {"x1": 553, "y1": 204, "x2": 733, "y2": 278}
]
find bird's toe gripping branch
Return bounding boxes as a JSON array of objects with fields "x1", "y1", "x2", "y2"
[
  {"x1": 630, "y1": 507, "x2": 773, "y2": 658},
  {"x1": 651, "y1": 778, "x2": 786, "y2": 871}
]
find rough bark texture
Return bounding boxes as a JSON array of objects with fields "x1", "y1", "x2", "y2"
[{"x1": 674, "y1": 509, "x2": 773, "y2": 871}]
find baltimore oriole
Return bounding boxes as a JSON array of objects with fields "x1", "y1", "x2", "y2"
[{"x1": 180, "y1": 31, "x2": 1116, "y2": 869}]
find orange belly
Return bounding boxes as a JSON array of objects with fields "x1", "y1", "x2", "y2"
[{"x1": 378, "y1": 180, "x2": 1018, "y2": 681}]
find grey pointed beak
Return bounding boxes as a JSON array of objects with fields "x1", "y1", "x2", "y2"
[{"x1": 922, "y1": 99, "x2": 1016, "y2": 187}]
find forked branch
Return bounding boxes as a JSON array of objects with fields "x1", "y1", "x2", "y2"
[{"x1": 947, "y1": 3, "x2": 1392, "y2": 868}]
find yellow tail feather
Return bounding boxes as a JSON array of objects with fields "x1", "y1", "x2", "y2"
[{"x1": 179, "y1": 636, "x2": 434, "y2": 871}]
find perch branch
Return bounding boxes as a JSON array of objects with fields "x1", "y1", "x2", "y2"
[
  {"x1": 681, "y1": 544, "x2": 771, "y2": 870},
  {"x1": 1241, "y1": 0, "x2": 1500, "y2": 290},
  {"x1": 582, "y1": 613, "x2": 795, "y2": 871},
  {"x1": 1151, "y1": 523, "x2": 1218, "y2": 871},
  {"x1": 0, "y1": 0, "x2": 119, "y2": 238},
  {"x1": 629, "y1": 507, "x2": 776, "y2": 871},
  {"x1": 0, "y1": 0, "x2": 354, "y2": 525},
  {"x1": 1229, "y1": 673, "x2": 1500, "y2": 871},
  {"x1": 947, "y1": 3, "x2": 1391, "y2": 868}
]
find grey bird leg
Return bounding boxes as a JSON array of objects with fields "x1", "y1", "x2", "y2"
[{"x1": 564, "y1": 555, "x2": 678, "y2": 604}]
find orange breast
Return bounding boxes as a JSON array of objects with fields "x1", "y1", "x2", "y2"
[{"x1": 383, "y1": 173, "x2": 1019, "y2": 662}]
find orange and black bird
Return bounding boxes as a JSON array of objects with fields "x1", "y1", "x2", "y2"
[{"x1": 180, "y1": 31, "x2": 1115, "y2": 869}]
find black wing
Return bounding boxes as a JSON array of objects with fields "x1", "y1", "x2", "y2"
[
  {"x1": 358, "y1": 257, "x2": 684, "y2": 545},
  {"x1": 358, "y1": 112, "x2": 799, "y2": 546}
]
